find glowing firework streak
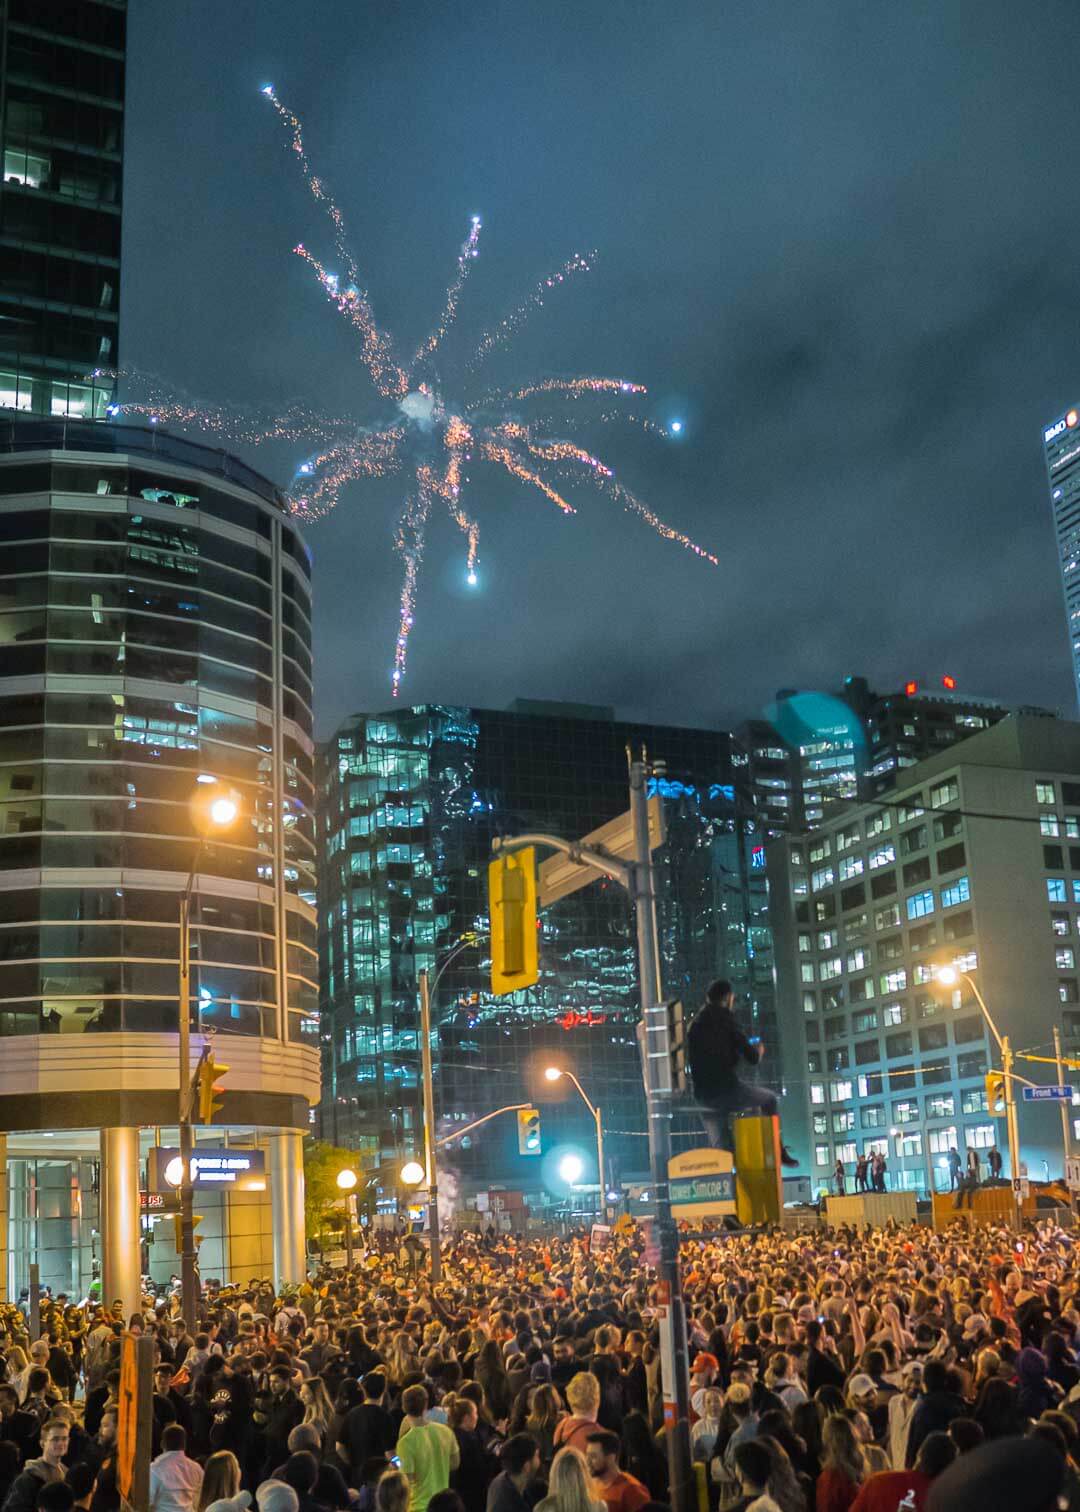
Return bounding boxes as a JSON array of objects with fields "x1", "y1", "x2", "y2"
[
  {"x1": 104, "y1": 93, "x2": 719, "y2": 697},
  {"x1": 470, "y1": 252, "x2": 595, "y2": 366},
  {"x1": 416, "y1": 217, "x2": 482, "y2": 363}
]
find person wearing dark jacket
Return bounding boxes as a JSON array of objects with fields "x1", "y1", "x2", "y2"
[
  {"x1": 905, "y1": 1361, "x2": 966, "y2": 1467},
  {"x1": 2, "y1": 1418, "x2": 68, "y2": 1512},
  {"x1": 1016, "y1": 1347, "x2": 1059, "y2": 1420},
  {"x1": 687, "y1": 979, "x2": 797, "y2": 1163}
]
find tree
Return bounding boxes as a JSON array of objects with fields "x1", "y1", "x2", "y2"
[{"x1": 304, "y1": 1140, "x2": 363, "y2": 1251}]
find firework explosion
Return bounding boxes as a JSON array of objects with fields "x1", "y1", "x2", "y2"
[{"x1": 109, "y1": 86, "x2": 717, "y2": 696}]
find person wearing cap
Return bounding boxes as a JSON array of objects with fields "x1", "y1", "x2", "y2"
[
  {"x1": 689, "y1": 1352, "x2": 720, "y2": 1419},
  {"x1": 254, "y1": 1482, "x2": 298, "y2": 1512}
]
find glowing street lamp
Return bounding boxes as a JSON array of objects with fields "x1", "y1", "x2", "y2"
[
  {"x1": 545, "y1": 1064, "x2": 608, "y2": 1219},
  {"x1": 336, "y1": 1168, "x2": 359, "y2": 1267},
  {"x1": 933, "y1": 962, "x2": 1020, "y2": 1214},
  {"x1": 559, "y1": 1153, "x2": 584, "y2": 1186},
  {"x1": 400, "y1": 1160, "x2": 425, "y2": 1187}
]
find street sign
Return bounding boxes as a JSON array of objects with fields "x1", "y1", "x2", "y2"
[
  {"x1": 1067, "y1": 1157, "x2": 1080, "y2": 1192},
  {"x1": 668, "y1": 1147, "x2": 737, "y2": 1219},
  {"x1": 538, "y1": 794, "x2": 665, "y2": 906},
  {"x1": 1013, "y1": 1177, "x2": 1031, "y2": 1198},
  {"x1": 148, "y1": 1146, "x2": 266, "y2": 1193},
  {"x1": 1022, "y1": 1085, "x2": 1073, "y2": 1102}
]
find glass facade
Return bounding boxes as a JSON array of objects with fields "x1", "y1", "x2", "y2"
[
  {"x1": 0, "y1": 0, "x2": 125, "y2": 419},
  {"x1": 1044, "y1": 407, "x2": 1080, "y2": 713},
  {"x1": 0, "y1": 418, "x2": 316, "y2": 1051},
  {"x1": 318, "y1": 700, "x2": 775, "y2": 1189}
]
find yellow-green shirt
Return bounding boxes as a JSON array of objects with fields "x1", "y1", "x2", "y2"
[{"x1": 397, "y1": 1420, "x2": 458, "y2": 1512}]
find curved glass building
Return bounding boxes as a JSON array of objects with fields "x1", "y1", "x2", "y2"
[{"x1": 0, "y1": 418, "x2": 318, "y2": 1304}]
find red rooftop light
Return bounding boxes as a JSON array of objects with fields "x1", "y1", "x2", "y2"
[
  {"x1": 904, "y1": 680, "x2": 919, "y2": 696},
  {"x1": 942, "y1": 674, "x2": 956, "y2": 690}
]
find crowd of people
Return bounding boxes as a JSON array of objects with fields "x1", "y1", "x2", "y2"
[{"x1": 0, "y1": 1217, "x2": 1078, "y2": 1512}]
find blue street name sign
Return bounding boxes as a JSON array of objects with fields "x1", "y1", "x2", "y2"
[{"x1": 1022, "y1": 1085, "x2": 1072, "y2": 1103}]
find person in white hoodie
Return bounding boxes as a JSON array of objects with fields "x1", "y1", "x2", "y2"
[{"x1": 887, "y1": 1361, "x2": 924, "y2": 1471}]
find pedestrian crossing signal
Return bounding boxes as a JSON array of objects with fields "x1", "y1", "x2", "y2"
[{"x1": 517, "y1": 1107, "x2": 541, "y2": 1156}]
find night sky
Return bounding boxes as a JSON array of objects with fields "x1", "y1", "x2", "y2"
[{"x1": 124, "y1": 1, "x2": 1080, "y2": 739}]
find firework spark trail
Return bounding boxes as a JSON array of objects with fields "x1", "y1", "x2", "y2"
[
  {"x1": 95, "y1": 369, "x2": 352, "y2": 446},
  {"x1": 480, "y1": 438, "x2": 576, "y2": 515},
  {"x1": 291, "y1": 428, "x2": 405, "y2": 518},
  {"x1": 486, "y1": 377, "x2": 647, "y2": 405},
  {"x1": 392, "y1": 477, "x2": 434, "y2": 692},
  {"x1": 263, "y1": 86, "x2": 360, "y2": 290},
  {"x1": 294, "y1": 244, "x2": 408, "y2": 398},
  {"x1": 415, "y1": 217, "x2": 482, "y2": 364},
  {"x1": 469, "y1": 252, "x2": 596, "y2": 367},
  {"x1": 106, "y1": 93, "x2": 718, "y2": 696}
]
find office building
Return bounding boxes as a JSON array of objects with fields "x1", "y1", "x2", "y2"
[
  {"x1": 1044, "y1": 405, "x2": 1080, "y2": 712},
  {"x1": 741, "y1": 676, "x2": 1044, "y2": 831},
  {"x1": 318, "y1": 700, "x2": 774, "y2": 1197},
  {"x1": 770, "y1": 716, "x2": 1080, "y2": 1191},
  {"x1": 0, "y1": 417, "x2": 318, "y2": 1306},
  {"x1": 0, "y1": 1, "x2": 125, "y2": 420}
]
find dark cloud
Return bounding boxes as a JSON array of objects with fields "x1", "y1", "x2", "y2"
[{"x1": 124, "y1": 0, "x2": 1080, "y2": 737}]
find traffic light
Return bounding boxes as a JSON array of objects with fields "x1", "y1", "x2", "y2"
[
  {"x1": 489, "y1": 848, "x2": 538, "y2": 995},
  {"x1": 172, "y1": 1214, "x2": 202, "y2": 1252},
  {"x1": 197, "y1": 1049, "x2": 229, "y2": 1123},
  {"x1": 986, "y1": 1071, "x2": 1006, "y2": 1114},
  {"x1": 517, "y1": 1107, "x2": 541, "y2": 1156},
  {"x1": 667, "y1": 999, "x2": 687, "y2": 1095}
]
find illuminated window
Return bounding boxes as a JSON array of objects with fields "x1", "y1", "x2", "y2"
[
  {"x1": 847, "y1": 948, "x2": 870, "y2": 972},
  {"x1": 941, "y1": 877, "x2": 971, "y2": 908},
  {"x1": 869, "y1": 844, "x2": 896, "y2": 870},
  {"x1": 927, "y1": 1126, "x2": 958, "y2": 1154},
  {"x1": 0, "y1": 371, "x2": 32, "y2": 411},
  {"x1": 830, "y1": 1080, "x2": 853, "y2": 1102},
  {"x1": 815, "y1": 1145, "x2": 830, "y2": 1166},
  {"x1": 51, "y1": 381, "x2": 107, "y2": 419},
  {"x1": 1037, "y1": 782, "x2": 1057, "y2": 805},
  {"x1": 968, "y1": 1124, "x2": 996, "y2": 1149},
  {"x1": 1058, "y1": 948, "x2": 1076, "y2": 970},
  {"x1": 962, "y1": 1087, "x2": 988, "y2": 1114},
  {"x1": 1042, "y1": 813, "x2": 1061, "y2": 838},
  {"x1": 875, "y1": 904, "x2": 901, "y2": 930},
  {"x1": 801, "y1": 962, "x2": 816, "y2": 983},
  {"x1": 883, "y1": 1002, "x2": 906, "y2": 1027},
  {"x1": 1052, "y1": 913, "x2": 1071, "y2": 937},
  {"x1": 892, "y1": 1099, "x2": 919, "y2": 1124},
  {"x1": 926, "y1": 1094, "x2": 955, "y2": 1119},
  {"x1": 880, "y1": 968, "x2": 907, "y2": 994},
  {"x1": 820, "y1": 957, "x2": 842, "y2": 981},
  {"x1": 3, "y1": 148, "x2": 49, "y2": 186},
  {"x1": 810, "y1": 1083, "x2": 825, "y2": 1105},
  {"x1": 930, "y1": 778, "x2": 960, "y2": 809},
  {"x1": 839, "y1": 855, "x2": 864, "y2": 881},
  {"x1": 907, "y1": 890, "x2": 934, "y2": 920}
]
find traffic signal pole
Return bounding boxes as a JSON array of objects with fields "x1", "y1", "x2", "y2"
[
  {"x1": 489, "y1": 754, "x2": 694, "y2": 1512},
  {"x1": 177, "y1": 889, "x2": 199, "y2": 1332},
  {"x1": 418, "y1": 969, "x2": 443, "y2": 1283},
  {"x1": 629, "y1": 753, "x2": 694, "y2": 1512}
]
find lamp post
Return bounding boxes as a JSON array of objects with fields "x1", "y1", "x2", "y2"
[
  {"x1": 935, "y1": 964, "x2": 1021, "y2": 1222},
  {"x1": 336, "y1": 1168, "x2": 358, "y2": 1271},
  {"x1": 178, "y1": 781, "x2": 241, "y2": 1331},
  {"x1": 414, "y1": 933, "x2": 480, "y2": 1284},
  {"x1": 545, "y1": 1066, "x2": 606, "y2": 1221}
]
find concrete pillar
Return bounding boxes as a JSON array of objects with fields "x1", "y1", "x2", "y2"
[
  {"x1": 0, "y1": 1134, "x2": 7, "y2": 1304},
  {"x1": 268, "y1": 1130, "x2": 306, "y2": 1288},
  {"x1": 100, "y1": 1128, "x2": 141, "y2": 1320}
]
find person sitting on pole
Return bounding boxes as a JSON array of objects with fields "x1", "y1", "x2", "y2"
[{"x1": 687, "y1": 979, "x2": 798, "y2": 1166}]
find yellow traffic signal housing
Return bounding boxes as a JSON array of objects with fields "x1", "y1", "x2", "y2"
[
  {"x1": 489, "y1": 848, "x2": 538, "y2": 995},
  {"x1": 986, "y1": 1071, "x2": 1006, "y2": 1115},
  {"x1": 517, "y1": 1107, "x2": 541, "y2": 1156},
  {"x1": 172, "y1": 1214, "x2": 202, "y2": 1252},
  {"x1": 197, "y1": 1051, "x2": 229, "y2": 1123}
]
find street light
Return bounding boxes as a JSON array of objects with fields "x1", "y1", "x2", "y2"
[
  {"x1": 559, "y1": 1153, "x2": 584, "y2": 1185},
  {"x1": 178, "y1": 781, "x2": 242, "y2": 1329},
  {"x1": 934, "y1": 962, "x2": 1020, "y2": 1218},
  {"x1": 545, "y1": 1065, "x2": 607, "y2": 1221},
  {"x1": 400, "y1": 1160, "x2": 425, "y2": 1187},
  {"x1": 336, "y1": 1168, "x2": 358, "y2": 1270}
]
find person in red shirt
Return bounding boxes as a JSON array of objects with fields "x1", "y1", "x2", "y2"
[
  {"x1": 850, "y1": 1433, "x2": 957, "y2": 1512},
  {"x1": 817, "y1": 1415, "x2": 869, "y2": 1512},
  {"x1": 584, "y1": 1431, "x2": 650, "y2": 1512}
]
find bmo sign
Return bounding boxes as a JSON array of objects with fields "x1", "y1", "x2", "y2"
[{"x1": 1045, "y1": 409, "x2": 1079, "y2": 444}]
